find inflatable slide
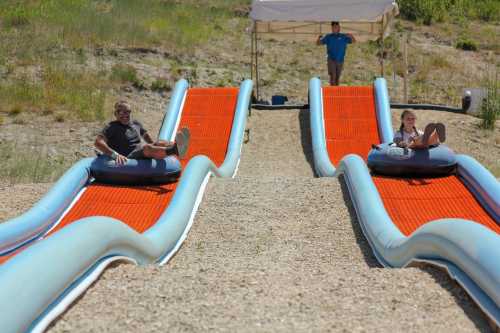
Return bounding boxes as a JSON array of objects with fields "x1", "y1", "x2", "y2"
[
  {"x1": 309, "y1": 77, "x2": 500, "y2": 325},
  {"x1": 0, "y1": 79, "x2": 252, "y2": 333}
]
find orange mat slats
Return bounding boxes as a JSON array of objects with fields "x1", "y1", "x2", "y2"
[
  {"x1": 179, "y1": 88, "x2": 239, "y2": 166},
  {"x1": 373, "y1": 175, "x2": 499, "y2": 236},
  {"x1": 51, "y1": 183, "x2": 177, "y2": 234},
  {"x1": 322, "y1": 86, "x2": 380, "y2": 165},
  {"x1": 56, "y1": 87, "x2": 239, "y2": 234},
  {"x1": 322, "y1": 85, "x2": 498, "y2": 237},
  {"x1": 0, "y1": 87, "x2": 239, "y2": 264}
]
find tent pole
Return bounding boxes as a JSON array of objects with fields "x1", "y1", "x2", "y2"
[
  {"x1": 251, "y1": 24, "x2": 254, "y2": 82},
  {"x1": 255, "y1": 26, "x2": 260, "y2": 100}
]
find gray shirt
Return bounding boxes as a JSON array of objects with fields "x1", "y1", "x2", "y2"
[{"x1": 393, "y1": 128, "x2": 423, "y2": 144}]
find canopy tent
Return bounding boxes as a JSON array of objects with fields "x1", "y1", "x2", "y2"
[{"x1": 249, "y1": 0, "x2": 399, "y2": 99}]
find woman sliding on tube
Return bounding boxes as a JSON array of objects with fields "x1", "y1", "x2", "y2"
[{"x1": 394, "y1": 110, "x2": 446, "y2": 149}]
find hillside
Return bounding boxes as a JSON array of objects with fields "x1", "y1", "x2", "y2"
[{"x1": 0, "y1": 1, "x2": 498, "y2": 183}]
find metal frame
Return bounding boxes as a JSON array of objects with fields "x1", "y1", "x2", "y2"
[{"x1": 250, "y1": 20, "x2": 387, "y2": 101}]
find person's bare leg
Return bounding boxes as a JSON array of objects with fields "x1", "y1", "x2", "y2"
[
  {"x1": 142, "y1": 144, "x2": 167, "y2": 159},
  {"x1": 410, "y1": 131, "x2": 439, "y2": 149},
  {"x1": 154, "y1": 140, "x2": 175, "y2": 148},
  {"x1": 421, "y1": 123, "x2": 436, "y2": 146},
  {"x1": 427, "y1": 132, "x2": 439, "y2": 146},
  {"x1": 434, "y1": 122, "x2": 446, "y2": 142}
]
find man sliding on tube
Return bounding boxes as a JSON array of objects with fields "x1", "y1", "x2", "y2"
[{"x1": 95, "y1": 101, "x2": 190, "y2": 165}]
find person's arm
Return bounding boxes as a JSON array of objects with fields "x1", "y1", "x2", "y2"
[
  {"x1": 316, "y1": 34, "x2": 324, "y2": 46},
  {"x1": 393, "y1": 132, "x2": 407, "y2": 147},
  {"x1": 346, "y1": 33, "x2": 356, "y2": 43},
  {"x1": 94, "y1": 134, "x2": 128, "y2": 165},
  {"x1": 143, "y1": 132, "x2": 155, "y2": 144}
]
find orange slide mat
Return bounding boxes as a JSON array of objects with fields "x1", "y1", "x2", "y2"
[
  {"x1": 323, "y1": 86, "x2": 498, "y2": 237},
  {"x1": 323, "y1": 86, "x2": 381, "y2": 166},
  {"x1": 0, "y1": 88, "x2": 239, "y2": 264},
  {"x1": 373, "y1": 175, "x2": 499, "y2": 236}
]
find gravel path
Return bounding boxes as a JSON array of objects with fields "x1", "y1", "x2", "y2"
[{"x1": 43, "y1": 110, "x2": 491, "y2": 332}]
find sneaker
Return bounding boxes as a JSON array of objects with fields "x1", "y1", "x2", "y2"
[
  {"x1": 421, "y1": 123, "x2": 436, "y2": 147},
  {"x1": 174, "y1": 127, "x2": 190, "y2": 159},
  {"x1": 434, "y1": 122, "x2": 446, "y2": 142}
]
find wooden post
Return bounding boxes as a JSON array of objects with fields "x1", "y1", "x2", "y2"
[
  {"x1": 380, "y1": 25, "x2": 385, "y2": 77},
  {"x1": 250, "y1": 25, "x2": 254, "y2": 81},
  {"x1": 254, "y1": 26, "x2": 260, "y2": 101},
  {"x1": 402, "y1": 33, "x2": 409, "y2": 104}
]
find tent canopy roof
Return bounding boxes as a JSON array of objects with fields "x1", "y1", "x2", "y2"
[
  {"x1": 250, "y1": 0, "x2": 398, "y2": 22},
  {"x1": 250, "y1": 0, "x2": 399, "y2": 41}
]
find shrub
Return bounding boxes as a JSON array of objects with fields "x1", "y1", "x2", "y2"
[
  {"x1": 480, "y1": 71, "x2": 499, "y2": 130},
  {"x1": 0, "y1": 66, "x2": 106, "y2": 122},
  {"x1": 151, "y1": 78, "x2": 171, "y2": 92},
  {"x1": 397, "y1": 0, "x2": 499, "y2": 24},
  {"x1": 2, "y1": 6, "x2": 31, "y2": 28},
  {"x1": 0, "y1": 142, "x2": 71, "y2": 184},
  {"x1": 110, "y1": 64, "x2": 138, "y2": 83},
  {"x1": 456, "y1": 38, "x2": 478, "y2": 51},
  {"x1": 8, "y1": 105, "x2": 23, "y2": 116}
]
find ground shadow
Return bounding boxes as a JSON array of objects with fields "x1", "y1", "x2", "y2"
[
  {"x1": 416, "y1": 264, "x2": 494, "y2": 332},
  {"x1": 298, "y1": 108, "x2": 317, "y2": 176},
  {"x1": 338, "y1": 175, "x2": 381, "y2": 268}
]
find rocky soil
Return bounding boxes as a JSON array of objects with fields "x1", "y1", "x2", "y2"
[{"x1": 0, "y1": 110, "x2": 493, "y2": 332}]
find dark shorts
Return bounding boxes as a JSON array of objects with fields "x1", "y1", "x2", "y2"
[
  {"x1": 127, "y1": 144, "x2": 146, "y2": 159},
  {"x1": 126, "y1": 141, "x2": 174, "y2": 160}
]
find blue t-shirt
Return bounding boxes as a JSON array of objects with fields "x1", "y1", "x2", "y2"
[{"x1": 320, "y1": 33, "x2": 353, "y2": 63}]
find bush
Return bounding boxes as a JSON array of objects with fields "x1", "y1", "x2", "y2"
[
  {"x1": 110, "y1": 64, "x2": 138, "y2": 83},
  {"x1": 480, "y1": 71, "x2": 499, "y2": 130},
  {"x1": 2, "y1": 6, "x2": 31, "y2": 28},
  {"x1": 398, "y1": 0, "x2": 449, "y2": 25},
  {"x1": 110, "y1": 64, "x2": 145, "y2": 89},
  {"x1": 0, "y1": 142, "x2": 70, "y2": 185},
  {"x1": 398, "y1": 0, "x2": 499, "y2": 24},
  {"x1": 151, "y1": 78, "x2": 171, "y2": 92},
  {"x1": 456, "y1": 38, "x2": 478, "y2": 51},
  {"x1": 0, "y1": 66, "x2": 106, "y2": 122}
]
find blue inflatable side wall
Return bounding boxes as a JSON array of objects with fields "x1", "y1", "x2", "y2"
[
  {"x1": 309, "y1": 77, "x2": 500, "y2": 325},
  {"x1": 309, "y1": 77, "x2": 336, "y2": 177},
  {"x1": 0, "y1": 79, "x2": 253, "y2": 333}
]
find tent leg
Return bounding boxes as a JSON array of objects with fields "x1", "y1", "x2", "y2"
[
  {"x1": 254, "y1": 29, "x2": 260, "y2": 101},
  {"x1": 250, "y1": 28, "x2": 254, "y2": 82}
]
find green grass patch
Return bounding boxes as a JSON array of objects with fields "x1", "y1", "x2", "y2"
[
  {"x1": 0, "y1": 0, "x2": 245, "y2": 57},
  {"x1": 480, "y1": 71, "x2": 499, "y2": 130},
  {"x1": 151, "y1": 78, "x2": 171, "y2": 92},
  {"x1": 110, "y1": 64, "x2": 138, "y2": 83},
  {"x1": 0, "y1": 66, "x2": 106, "y2": 121},
  {"x1": 456, "y1": 37, "x2": 478, "y2": 51},
  {"x1": 0, "y1": 142, "x2": 71, "y2": 185},
  {"x1": 398, "y1": 0, "x2": 500, "y2": 24},
  {"x1": 110, "y1": 64, "x2": 146, "y2": 89}
]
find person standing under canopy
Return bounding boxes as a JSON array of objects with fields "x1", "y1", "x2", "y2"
[{"x1": 316, "y1": 21, "x2": 356, "y2": 86}]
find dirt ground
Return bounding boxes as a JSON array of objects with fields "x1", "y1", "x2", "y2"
[{"x1": 0, "y1": 110, "x2": 497, "y2": 332}]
